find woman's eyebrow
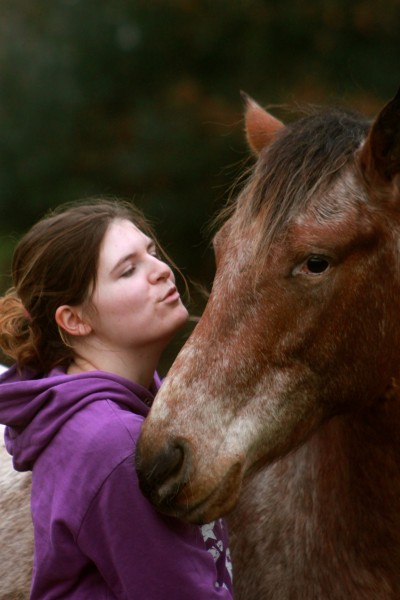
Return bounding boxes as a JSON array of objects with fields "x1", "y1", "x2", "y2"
[{"x1": 110, "y1": 253, "x2": 136, "y2": 274}]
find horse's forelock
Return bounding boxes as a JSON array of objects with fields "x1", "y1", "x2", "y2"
[{"x1": 225, "y1": 108, "x2": 371, "y2": 262}]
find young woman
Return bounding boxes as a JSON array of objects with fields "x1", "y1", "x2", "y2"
[{"x1": 0, "y1": 199, "x2": 232, "y2": 599}]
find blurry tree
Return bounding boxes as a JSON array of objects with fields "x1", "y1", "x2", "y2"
[{"x1": 0, "y1": 0, "x2": 399, "y2": 301}]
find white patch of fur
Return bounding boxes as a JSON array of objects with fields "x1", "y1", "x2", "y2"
[
  {"x1": 295, "y1": 169, "x2": 367, "y2": 225},
  {"x1": 220, "y1": 369, "x2": 298, "y2": 469},
  {"x1": 0, "y1": 423, "x2": 33, "y2": 598},
  {"x1": 0, "y1": 366, "x2": 33, "y2": 598}
]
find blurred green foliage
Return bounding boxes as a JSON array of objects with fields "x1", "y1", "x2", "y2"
[{"x1": 1, "y1": 0, "x2": 399, "y2": 301}]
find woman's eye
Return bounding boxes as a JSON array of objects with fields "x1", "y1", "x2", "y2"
[
  {"x1": 296, "y1": 256, "x2": 331, "y2": 276},
  {"x1": 121, "y1": 267, "x2": 135, "y2": 278},
  {"x1": 147, "y1": 242, "x2": 159, "y2": 258}
]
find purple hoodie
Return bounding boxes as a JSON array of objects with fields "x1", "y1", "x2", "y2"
[{"x1": 0, "y1": 365, "x2": 233, "y2": 599}]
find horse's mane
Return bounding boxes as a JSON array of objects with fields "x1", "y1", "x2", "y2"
[{"x1": 220, "y1": 107, "x2": 371, "y2": 259}]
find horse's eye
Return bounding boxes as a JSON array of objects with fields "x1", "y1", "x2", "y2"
[
  {"x1": 294, "y1": 255, "x2": 331, "y2": 277},
  {"x1": 304, "y1": 256, "x2": 330, "y2": 274}
]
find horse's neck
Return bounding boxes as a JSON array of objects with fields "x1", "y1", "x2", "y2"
[
  {"x1": 237, "y1": 396, "x2": 400, "y2": 521},
  {"x1": 281, "y1": 397, "x2": 400, "y2": 552},
  {"x1": 235, "y1": 395, "x2": 400, "y2": 547},
  {"x1": 229, "y1": 399, "x2": 400, "y2": 599},
  {"x1": 313, "y1": 399, "x2": 400, "y2": 511}
]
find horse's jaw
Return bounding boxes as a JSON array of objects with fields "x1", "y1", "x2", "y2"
[{"x1": 136, "y1": 361, "x2": 326, "y2": 523}]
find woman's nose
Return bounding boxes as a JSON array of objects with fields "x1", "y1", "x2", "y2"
[{"x1": 149, "y1": 256, "x2": 173, "y2": 282}]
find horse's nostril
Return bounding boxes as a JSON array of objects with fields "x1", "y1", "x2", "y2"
[
  {"x1": 135, "y1": 439, "x2": 190, "y2": 508},
  {"x1": 154, "y1": 443, "x2": 185, "y2": 484}
]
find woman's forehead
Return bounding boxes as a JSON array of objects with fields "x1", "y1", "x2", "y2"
[
  {"x1": 98, "y1": 220, "x2": 151, "y2": 268},
  {"x1": 104, "y1": 219, "x2": 149, "y2": 247}
]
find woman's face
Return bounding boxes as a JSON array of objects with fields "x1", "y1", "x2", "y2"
[{"x1": 87, "y1": 219, "x2": 189, "y2": 353}]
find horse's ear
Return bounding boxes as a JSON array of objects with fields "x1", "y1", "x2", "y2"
[
  {"x1": 241, "y1": 92, "x2": 284, "y2": 155},
  {"x1": 359, "y1": 87, "x2": 400, "y2": 185}
]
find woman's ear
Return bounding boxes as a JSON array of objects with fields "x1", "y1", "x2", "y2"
[{"x1": 55, "y1": 305, "x2": 92, "y2": 338}]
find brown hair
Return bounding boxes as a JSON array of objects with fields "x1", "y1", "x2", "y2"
[{"x1": 0, "y1": 198, "x2": 172, "y2": 372}]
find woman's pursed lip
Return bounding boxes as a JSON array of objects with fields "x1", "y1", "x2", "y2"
[{"x1": 160, "y1": 286, "x2": 180, "y2": 302}]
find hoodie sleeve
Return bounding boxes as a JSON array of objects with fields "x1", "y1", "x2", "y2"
[{"x1": 77, "y1": 453, "x2": 233, "y2": 599}]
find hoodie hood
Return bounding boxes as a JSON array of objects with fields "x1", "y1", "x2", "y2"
[{"x1": 0, "y1": 365, "x2": 160, "y2": 471}]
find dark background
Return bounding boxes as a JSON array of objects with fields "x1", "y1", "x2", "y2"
[{"x1": 1, "y1": 0, "x2": 399, "y2": 371}]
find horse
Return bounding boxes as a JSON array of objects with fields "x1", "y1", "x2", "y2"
[
  {"x1": 0, "y1": 365, "x2": 33, "y2": 600},
  {"x1": 136, "y1": 88, "x2": 400, "y2": 599}
]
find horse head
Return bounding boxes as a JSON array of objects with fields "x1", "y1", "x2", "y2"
[{"x1": 136, "y1": 88, "x2": 400, "y2": 524}]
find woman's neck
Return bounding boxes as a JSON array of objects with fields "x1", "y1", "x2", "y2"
[{"x1": 67, "y1": 345, "x2": 162, "y2": 389}]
